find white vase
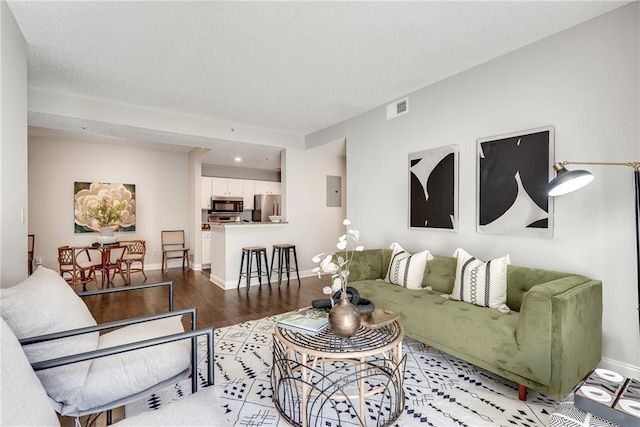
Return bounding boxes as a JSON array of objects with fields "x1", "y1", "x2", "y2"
[{"x1": 97, "y1": 226, "x2": 117, "y2": 244}]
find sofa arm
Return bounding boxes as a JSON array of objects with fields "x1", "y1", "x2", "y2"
[
  {"x1": 516, "y1": 276, "x2": 602, "y2": 397},
  {"x1": 344, "y1": 249, "x2": 391, "y2": 282}
]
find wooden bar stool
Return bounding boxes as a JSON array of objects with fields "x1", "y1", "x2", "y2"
[
  {"x1": 270, "y1": 243, "x2": 300, "y2": 287},
  {"x1": 237, "y1": 246, "x2": 271, "y2": 293}
]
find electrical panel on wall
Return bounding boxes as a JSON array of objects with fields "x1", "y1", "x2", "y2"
[
  {"x1": 326, "y1": 175, "x2": 342, "y2": 207},
  {"x1": 386, "y1": 97, "x2": 409, "y2": 120}
]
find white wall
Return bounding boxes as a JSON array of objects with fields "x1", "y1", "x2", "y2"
[
  {"x1": 0, "y1": 1, "x2": 28, "y2": 287},
  {"x1": 28, "y1": 136, "x2": 190, "y2": 270},
  {"x1": 26, "y1": 131, "x2": 346, "y2": 281},
  {"x1": 307, "y1": 3, "x2": 640, "y2": 376}
]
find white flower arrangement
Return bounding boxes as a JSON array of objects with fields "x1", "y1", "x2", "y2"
[{"x1": 312, "y1": 219, "x2": 364, "y2": 298}]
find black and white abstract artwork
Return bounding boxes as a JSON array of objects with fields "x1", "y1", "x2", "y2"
[
  {"x1": 409, "y1": 145, "x2": 458, "y2": 230},
  {"x1": 477, "y1": 126, "x2": 554, "y2": 238}
]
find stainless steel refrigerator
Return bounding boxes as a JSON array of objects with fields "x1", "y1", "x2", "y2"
[{"x1": 252, "y1": 194, "x2": 281, "y2": 222}]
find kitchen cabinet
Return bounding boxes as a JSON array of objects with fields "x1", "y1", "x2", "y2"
[
  {"x1": 201, "y1": 177, "x2": 212, "y2": 210},
  {"x1": 254, "y1": 181, "x2": 281, "y2": 195},
  {"x1": 243, "y1": 180, "x2": 256, "y2": 210},
  {"x1": 212, "y1": 178, "x2": 243, "y2": 197},
  {"x1": 202, "y1": 230, "x2": 211, "y2": 268}
]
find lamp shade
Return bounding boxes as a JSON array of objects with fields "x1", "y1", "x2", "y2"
[{"x1": 548, "y1": 165, "x2": 594, "y2": 196}]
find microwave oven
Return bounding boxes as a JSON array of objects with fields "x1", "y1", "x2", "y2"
[{"x1": 211, "y1": 197, "x2": 243, "y2": 213}]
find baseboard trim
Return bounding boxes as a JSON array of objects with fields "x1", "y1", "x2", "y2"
[{"x1": 598, "y1": 356, "x2": 640, "y2": 379}]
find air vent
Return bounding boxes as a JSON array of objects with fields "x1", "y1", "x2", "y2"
[{"x1": 386, "y1": 97, "x2": 409, "y2": 120}]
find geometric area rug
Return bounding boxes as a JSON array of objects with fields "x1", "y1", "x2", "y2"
[{"x1": 126, "y1": 314, "x2": 559, "y2": 426}]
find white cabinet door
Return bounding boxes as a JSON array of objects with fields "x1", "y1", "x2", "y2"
[
  {"x1": 201, "y1": 177, "x2": 212, "y2": 210},
  {"x1": 226, "y1": 179, "x2": 244, "y2": 197},
  {"x1": 255, "y1": 181, "x2": 281, "y2": 194},
  {"x1": 211, "y1": 177, "x2": 228, "y2": 197},
  {"x1": 270, "y1": 181, "x2": 281, "y2": 195},
  {"x1": 212, "y1": 178, "x2": 244, "y2": 197},
  {"x1": 243, "y1": 180, "x2": 256, "y2": 210}
]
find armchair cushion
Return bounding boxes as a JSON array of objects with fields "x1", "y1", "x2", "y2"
[
  {"x1": 0, "y1": 267, "x2": 98, "y2": 406},
  {"x1": 73, "y1": 316, "x2": 191, "y2": 415}
]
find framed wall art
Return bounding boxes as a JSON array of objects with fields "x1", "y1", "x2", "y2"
[
  {"x1": 74, "y1": 182, "x2": 136, "y2": 233},
  {"x1": 477, "y1": 126, "x2": 554, "y2": 238},
  {"x1": 409, "y1": 145, "x2": 458, "y2": 230}
]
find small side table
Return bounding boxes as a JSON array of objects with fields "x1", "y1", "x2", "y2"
[{"x1": 271, "y1": 319, "x2": 405, "y2": 427}]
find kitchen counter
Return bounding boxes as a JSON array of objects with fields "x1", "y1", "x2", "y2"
[
  {"x1": 208, "y1": 222, "x2": 290, "y2": 290},
  {"x1": 210, "y1": 221, "x2": 288, "y2": 227}
]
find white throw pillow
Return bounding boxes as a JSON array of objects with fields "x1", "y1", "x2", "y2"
[
  {"x1": 450, "y1": 248, "x2": 511, "y2": 313},
  {"x1": 384, "y1": 242, "x2": 433, "y2": 290},
  {"x1": 0, "y1": 267, "x2": 99, "y2": 407}
]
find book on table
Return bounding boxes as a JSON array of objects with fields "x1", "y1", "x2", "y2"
[{"x1": 277, "y1": 307, "x2": 329, "y2": 335}]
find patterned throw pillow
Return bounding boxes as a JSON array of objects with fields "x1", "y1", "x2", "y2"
[
  {"x1": 384, "y1": 242, "x2": 433, "y2": 289},
  {"x1": 450, "y1": 248, "x2": 511, "y2": 313}
]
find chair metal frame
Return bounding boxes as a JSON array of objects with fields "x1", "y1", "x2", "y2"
[
  {"x1": 19, "y1": 281, "x2": 214, "y2": 423},
  {"x1": 161, "y1": 230, "x2": 190, "y2": 272}
]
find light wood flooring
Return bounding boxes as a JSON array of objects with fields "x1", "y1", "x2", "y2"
[{"x1": 61, "y1": 267, "x2": 329, "y2": 426}]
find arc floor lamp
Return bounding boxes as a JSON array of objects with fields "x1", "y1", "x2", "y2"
[{"x1": 547, "y1": 160, "x2": 640, "y2": 329}]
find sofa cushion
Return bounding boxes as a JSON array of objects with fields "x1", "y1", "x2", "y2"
[
  {"x1": 344, "y1": 249, "x2": 390, "y2": 281},
  {"x1": 0, "y1": 267, "x2": 99, "y2": 408},
  {"x1": 450, "y1": 248, "x2": 511, "y2": 313},
  {"x1": 384, "y1": 242, "x2": 433, "y2": 289},
  {"x1": 422, "y1": 255, "x2": 457, "y2": 293}
]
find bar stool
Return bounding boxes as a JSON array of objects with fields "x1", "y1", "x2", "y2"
[
  {"x1": 237, "y1": 246, "x2": 271, "y2": 292},
  {"x1": 270, "y1": 243, "x2": 301, "y2": 286}
]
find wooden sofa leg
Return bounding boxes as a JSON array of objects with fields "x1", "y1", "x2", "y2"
[{"x1": 518, "y1": 384, "x2": 527, "y2": 401}]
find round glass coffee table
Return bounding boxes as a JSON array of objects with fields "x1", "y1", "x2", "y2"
[{"x1": 271, "y1": 319, "x2": 405, "y2": 427}]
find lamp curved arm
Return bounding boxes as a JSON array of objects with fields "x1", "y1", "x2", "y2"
[{"x1": 555, "y1": 160, "x2": 640, "y2": 171}]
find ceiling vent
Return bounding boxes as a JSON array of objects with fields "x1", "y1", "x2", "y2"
[{"x1": 386, "y1": 97, "x2": 409, "y2": 120}]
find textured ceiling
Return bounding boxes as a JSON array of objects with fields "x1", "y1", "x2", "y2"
[{"x1": 8, "y1": 1, "x2": 628, "y2": 169}]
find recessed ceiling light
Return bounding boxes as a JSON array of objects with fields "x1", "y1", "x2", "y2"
[{"x1": 234, "y1": 157, "x2": 242, "y2": 162}]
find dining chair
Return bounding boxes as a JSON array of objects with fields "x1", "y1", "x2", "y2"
[
  {"x1": 27, "y1": 234, "x2": 35, "y2": 275},
  {"x1": 57, "y1": 246, "x2": 98, "y2": 292},
  {"x1": 161, "y1": 230, "x2": 190, "y2": 272},
  {"x1": 119, "y1": 240, "x2": 148, "y2": 285}
]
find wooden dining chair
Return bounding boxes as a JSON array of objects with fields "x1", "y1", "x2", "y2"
[
  {"x1": 27, "y1": 234, "x2": 35, "y2": 275},
  {"x1": 118, "y1": 240, "x2": 148, "y2": 285},
  {"x1": 161, "y1": 230, "x2": 190, "y2": 272},
  {"x1": 57, "y1": 246, "x2": 98, "y2": 291}
]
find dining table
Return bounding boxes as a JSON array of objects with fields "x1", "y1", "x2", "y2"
[{"x1": 82, "y1": 242, "x2": 130, "y2": 288}]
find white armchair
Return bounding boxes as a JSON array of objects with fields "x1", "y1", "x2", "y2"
[
  {"x1": 1, "y1": 317, "x2": 222, "y2": 426},
  {"x1": 0, "y1": 267, "x2": 216, "y2": 423}
]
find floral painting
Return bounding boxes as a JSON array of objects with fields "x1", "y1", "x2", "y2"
[{"x1": 74, "y1": 182, "x2": 136, "y2": 233}]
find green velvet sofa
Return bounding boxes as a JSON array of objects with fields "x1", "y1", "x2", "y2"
[{"x1": 347, "y1": 249, "x2": 602, "y2": 400}]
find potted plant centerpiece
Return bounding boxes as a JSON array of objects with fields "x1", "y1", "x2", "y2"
[
  {"x1": 312, "y1": 219, "x2": 364, "y2": 337},
  {"x1": 86, "y1": 197, "x2": 125, "y2": 244}
]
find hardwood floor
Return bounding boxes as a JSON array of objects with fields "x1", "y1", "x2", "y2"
[
  {"x1": 60, "y1": 267, "x2": 329, "y2": 427},
  {"x1": 83, "y1": 267, "x2": 329, "y2": 328}
]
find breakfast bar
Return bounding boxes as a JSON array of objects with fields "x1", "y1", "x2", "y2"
[{"x1": 209, "y1": 222, "x2": 289, "y2": 290}]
